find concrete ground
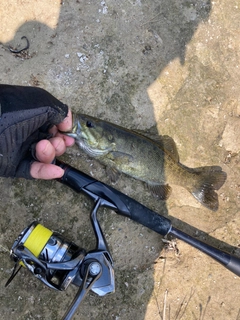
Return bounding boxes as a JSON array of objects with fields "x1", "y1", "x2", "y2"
[{"x1": 0, "y1": 0, "x2": 240, "y2": 319}]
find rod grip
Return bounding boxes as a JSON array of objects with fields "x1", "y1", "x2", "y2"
[
  {"x1": 57, "y1": 161, "x2": 172, "y2": 236},
  {"x1": 109, "y1": 186, "x2": 172, "y2": 236}
]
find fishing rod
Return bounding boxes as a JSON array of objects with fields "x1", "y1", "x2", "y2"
[
  {"x1": 56, "y1": 161, "x2": 240, "y2": 276},
  {"x1": 6, "y1": 160, "x2": 240, "y2": 320}
]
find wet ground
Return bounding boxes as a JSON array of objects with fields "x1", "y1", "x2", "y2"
[{"x1": 0, "y1": 1, "x2": 240, "y2": 319}]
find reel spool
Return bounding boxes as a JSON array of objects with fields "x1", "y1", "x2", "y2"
[{"x1": 6, "y1": 199, "x2": 115, "y2": 320}]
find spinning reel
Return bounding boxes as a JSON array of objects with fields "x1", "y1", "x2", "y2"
[{"x1": 6, "y1": 199, "x2": 115, "y2": 320}]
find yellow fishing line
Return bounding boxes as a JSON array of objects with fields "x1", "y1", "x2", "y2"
[{"x1": 24, "y1": 224, "x2": 53, "y2": 258}]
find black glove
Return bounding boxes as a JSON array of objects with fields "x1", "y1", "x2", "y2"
[{"x1": 0, "y1": 84, "x2": 68, "y2": 179}]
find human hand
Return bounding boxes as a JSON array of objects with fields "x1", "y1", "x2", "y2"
[
  {"x1": 30, "y1": 109, "x2": 74, "y2": 179},
  {"x1": 0, "y1": 84, "x2": 74, "y2": 180}
]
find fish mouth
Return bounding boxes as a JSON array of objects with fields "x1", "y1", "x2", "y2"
[
  {"x1": 66, "y1": 120, "x2": 113, "y2": 157},
  {"x1": 65, "y1": 120, "x2": 87, "y2": 140}
]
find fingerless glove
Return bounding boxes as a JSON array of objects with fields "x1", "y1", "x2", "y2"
[{"x1": 0, "y1": 84, "x2": 68, "y2": 178}]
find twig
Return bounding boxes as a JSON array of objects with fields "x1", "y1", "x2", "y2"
[
  {"x1": 163, "y1": 289, "x2": 168, "y2": 320},
  {"x1": 9, "y1": 36, "x2": 29, "y2": 54},
  {"x1": 140, "y1": 12, "x2": 162, "y2": 27},
  {"x1": 0, "y1": 244, "x2": 9, "y2": 252},
  {"x1": 153, "y1": 258, "x2": 166, "y2": 319},
  {"x1": 236, "y1": 308, "x2": 240, "y2": 320},
  {"x1": 174, "y1": 287, "x2": 195, "y2": 320},
  {"x1": 201, "y1": 296, "x2": 211, "y2": 320}
]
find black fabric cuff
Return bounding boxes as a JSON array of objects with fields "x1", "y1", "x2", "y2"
[{"x1": 15, "y1": 158, "x2": 34, "y2": 179}]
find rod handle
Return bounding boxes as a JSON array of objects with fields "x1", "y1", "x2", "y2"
[{"x1": 57, "y1": 160, "x2": 172, "y2": 237}]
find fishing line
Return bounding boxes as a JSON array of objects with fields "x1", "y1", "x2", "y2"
[{"x1": 24, "y1": 224, "x2": 53, "y2": 258}]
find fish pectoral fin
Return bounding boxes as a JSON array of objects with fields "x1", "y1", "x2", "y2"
[
  {"x1": 148, "y1": 184, "x2": 172, "y2": 200},
  {"x1": 106, "y1": 166, "x2": 121, "y2": 184}
]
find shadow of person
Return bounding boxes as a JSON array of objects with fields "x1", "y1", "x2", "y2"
[{"x1": 3, "y1": 1, "x2": 235, "y2": 320}]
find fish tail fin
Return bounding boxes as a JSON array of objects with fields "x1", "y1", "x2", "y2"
[{"x1": 187, "y1": 166, "x2": 227, "y2": 211}]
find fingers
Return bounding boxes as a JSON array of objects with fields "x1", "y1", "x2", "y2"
[
  {"x1": 55, "y1": 132, "x2": 75, "y2": 147},
  {"x1": 57, "y1": 109, "x2": 72, "y2": 132},
  {"x1": 35, "y1": 140, "x2": 56, "y2": 164},
  {"x1": 31, "y1": 138, "x2": 67, "y2": 179},
  {"x1": 49, "y1": 109, "x2": 75, "y2": 147},
  {"x1": 35, "y1": 136, "x2": 70, "y2": 163},
  {"x1": 49, "y1": 137, "x2": 67, "y2": 157},
  {"x1": 30, "y1": 162, "x2": 64, "y2": 179},
  {"x1": 30, "y1": 109, "x2": 74, "y2": 179}
]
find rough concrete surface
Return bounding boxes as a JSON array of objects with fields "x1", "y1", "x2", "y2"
[{"x1": 0, "y1": 0, "x2": 240, "y2": 319}]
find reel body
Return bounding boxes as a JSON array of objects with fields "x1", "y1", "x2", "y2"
[
  {"x1": 9, "y1": 222, "x2": 86, "y2": 291},
  {"x1": 7, "y1": 199, "x2": 115, "y2": 320}
]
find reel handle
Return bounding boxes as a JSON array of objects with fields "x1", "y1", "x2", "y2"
[{"x1": 63, "y1": 262, "x2": 102, "y2": 320}]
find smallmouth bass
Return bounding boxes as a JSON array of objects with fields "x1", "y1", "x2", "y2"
[{"x1": 65, "y1": 113, "x2": 227, "y2": 211}]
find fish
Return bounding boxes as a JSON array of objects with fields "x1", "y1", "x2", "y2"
[{"x1": 64, "y1": 113, "x2": 227, "y2": 211}]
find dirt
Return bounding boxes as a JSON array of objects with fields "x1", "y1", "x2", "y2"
[{"x1": 0, "y1": 1, "x2": 240, "y2": 319}]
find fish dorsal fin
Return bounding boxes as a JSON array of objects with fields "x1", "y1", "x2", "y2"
[
  {"x1": 133, "y1": 130, "x2": 179, "y2": 162},
  {"x1": 159, "y1": 135, "x2": 179, "y2": 162}
]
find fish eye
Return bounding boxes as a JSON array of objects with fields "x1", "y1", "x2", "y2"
[{"x1": 86, "y1": 121, "x2": 94, "y2": 128}]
